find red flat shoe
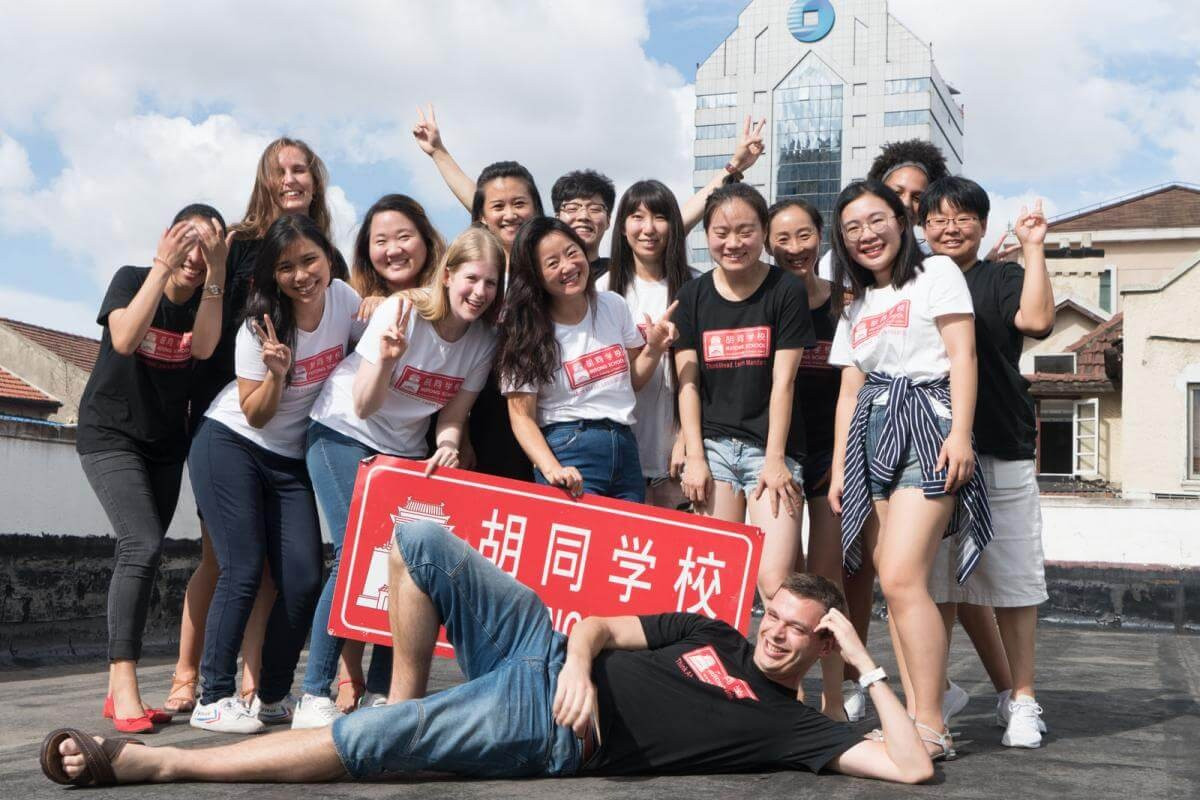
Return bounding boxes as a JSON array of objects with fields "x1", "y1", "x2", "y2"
[
  {"x1": 144, "y1": 707, "x2": 172, "y2": 725},
  {"x1": 103, "y1": 696, "x2": 156, "y2": 733}
]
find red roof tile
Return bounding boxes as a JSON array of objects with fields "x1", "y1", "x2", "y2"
[
  {"x1": 1048, "y1": 185, "x2": 1200, "y2": 232},
  {"x1": 0, "y1": 365, "x2": 59, "y2": 406},
  {"x1": 0, "y1": 318, "x2": 100, "y2": 372},
  {"x1": 1066, "y1": 313, "x2": 1123, "y2": 378}
]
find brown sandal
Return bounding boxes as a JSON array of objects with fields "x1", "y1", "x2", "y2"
[
  {"x1": 162, "y1": 673, "x2": 197, "y2": 714},
  {"x1": 40, "y1": 728, "x2": 143, "y2": 786}
]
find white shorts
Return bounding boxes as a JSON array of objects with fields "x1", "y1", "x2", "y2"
[{"x1": 930, "y1": 456, "x2": 1049, "y2": 607}]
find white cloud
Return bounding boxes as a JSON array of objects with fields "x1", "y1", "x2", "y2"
[
  {"x1": 0, "y1": 132, "x2": 34, "y2": 191},
  {"x1": 0, "y1": 285, "x2": 99, "y2": 338}
]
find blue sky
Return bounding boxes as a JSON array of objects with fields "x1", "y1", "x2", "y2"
[{"x1": 1, "y1": 0, "x2": 1198, "y2": 336}]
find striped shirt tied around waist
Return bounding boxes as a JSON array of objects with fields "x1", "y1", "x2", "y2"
[{"x1": 840, "y1": 372, "x2": 993, "y2": 584}]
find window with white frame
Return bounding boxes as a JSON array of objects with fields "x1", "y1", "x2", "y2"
[
  {"x1": 697, "y1": 92, "x2": 737, "y2": 109},
  {"x1": 1037, "y1": 398, "x2": 1101, "y2": 478},
  {"x1": 1073, "y1": 398, "x2": 1099, "y2": 476},
  {"x1": 1189, "y1": 384, "x2": 1200, "y2": 480},
  {"x1": 1034, "y1": 353, "x2": 1076, "y2": 374}
]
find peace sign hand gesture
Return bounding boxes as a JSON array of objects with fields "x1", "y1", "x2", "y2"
[
  {"x1": 1014, "y1": 198, "x2": 1048, "y2": 247},
  {"x1": 730, "y1": 115, "x2": 768, "y2": 172},
  {"x1": 412, "y1": 103, "x2": 445, "y2": 156},
  {"x1": 249, "y1": 314, "x2": 292, "y2": 378},
  {"x1": 642, "y1": 300, "x2": 679, "y2": 354},
  {"x1": 380, "y1": 299, "x2": 414, "y2": 362}
]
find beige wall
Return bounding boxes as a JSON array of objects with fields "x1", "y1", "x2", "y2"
[
  {"x1": 1042, "y1": 238, "x2": 1200, "y2": 312},
  {"x1": 1098, "y1": 391, "x2": 1122, "y2": 487},
  {"x1": 1020, "y1": 307, "x2": 1099, "y2": 373},
  {"x1": 1119, "y1": 259, "x2": 1200, "y2": 497},
  {"x1": 0, "y1": 326, "x2": 89, "y2": 424}
]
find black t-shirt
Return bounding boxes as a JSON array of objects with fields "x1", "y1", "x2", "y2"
[
  {"x1": 794, "y1": 296, "x2": 841, "y2": 458},
  {"x1": 962, "y1": 260, "x2": 1047, "y2": 460},
  {"x1": 589, "y1": 256, "x2": 610, "y2": 281},
  {"x1": 674, "y1": 267, "x2": 816, "y2": 459},
  {"x1": 587, "y1": 614, "x2": 859, "y2": 776},
  {"x1": 77, "y1": 266, "x2": 202, "y2": 463}
]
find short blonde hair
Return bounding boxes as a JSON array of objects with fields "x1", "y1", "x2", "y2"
[{"x1": 399, "y1": 226, "x2": 506, "y2": 325}]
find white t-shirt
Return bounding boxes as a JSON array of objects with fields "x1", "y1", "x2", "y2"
[
  {"x1": 310, "y1": 294, "x2": 497, "y2": 457},
  {"x1": 205, "y1": 279, "x2": 362, "y2": 458},
  {"x1": 596, "y1": 269, "x2": 698, "y2": 478},
  {"x1": 502, "y1": 291, "x2": 644, "y2": 427},
  {"x1": 828, "y1": 256, "x2": 973, "y2": 416}
]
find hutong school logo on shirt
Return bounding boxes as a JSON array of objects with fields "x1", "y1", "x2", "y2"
[
  {"x1": 565, "y1": 344, "x2": 629, "y2": 390},
  {"x1": 676, "y1": 645, "x2": 759, "y2": 701},
  {"x1": 851, "y1": 300, "x2": 910, "y2": 348},
  {"x1": 702, "y1": 326, "x2": 772, "y2": 368},
  {"x1": 136, "y1": 327, "x2": 192, "y2": 368},
  {"x1": 394, "y1": 366, "x2": 464, "y2": 406},
  {"x1": 292, "y1": 345, "x2": 345, "y2": 387}
]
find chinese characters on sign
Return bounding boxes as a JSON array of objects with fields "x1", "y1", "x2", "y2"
[{"x1": 329, "y1": 457, "x2": 763, "y2": 655}]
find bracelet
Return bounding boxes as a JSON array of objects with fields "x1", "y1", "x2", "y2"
[
  {"x1": 858, "y1": 666, "x2": 888, "y2": 690},
  {"x1": 153, "y1": 257, "x2": 170, "y2": 271},
  {"x1": 435, "y1": 443, "x2": 459, "y2": 452}
]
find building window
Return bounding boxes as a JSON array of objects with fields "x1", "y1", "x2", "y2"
[
  {"x1": 754, "y1": 28, "x2": 767, "y2": 73},
  {"x1": 1037, "y1": 398, "x2": 1099, "y2": 477},
  {"x1": 885, "y1": 78, "x2": 931, "y2": 94},
  {"x1": 690, "y1": 247, "x2": 712, "y2": 265},
  {"x1": 696, "y1": 123, "x2": 738, "y2": 141},
  {"x1": 753, "y1": 90, "x2": 767, "y2": 104},
  {"x1": 1073, "y1": 399, "x2": 1099, "y2": 476},
  {"x1": 695, "y1": 154, "x2": 734, "y2": 171},
  {"x1": 1189, "y1": 384, "x2": 1200, "y2": 479},
  {"x1": 1099, "y1": 267, "x2": 1115, "y2": 312},
  {"x1": 884, "y1": 109, "x2": 932, "y2": 127},
  {"x1": 697, "y1": 92, "x2": 737, "y2": 109},
  {"x1": 773, "y1": 55, "x2": 844, "y2": 242},
  {"x1": 1034, "y1": 353, "x2": 1076, "y2": 374}
]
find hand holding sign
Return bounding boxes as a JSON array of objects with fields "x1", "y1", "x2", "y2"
[{"x1": 249, "y1": 314, "x2": 292, "y2": 378}]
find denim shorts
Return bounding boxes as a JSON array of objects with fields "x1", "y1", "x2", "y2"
[
  {"x1": 865, "y1": 403, "x2": 952, "y2": 500},
  {"x1": 701, "y1": 435, "x2": 804, "y2": 496},
  {"x1": 536, "y1": 420, "x2": 644, "y2": 502},
  {"x1": 330, "y1": 521, "x2": 581, "y2": 779}
]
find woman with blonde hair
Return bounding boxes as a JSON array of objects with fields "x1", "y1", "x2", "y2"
[
  {"x1": 165, "y1": 137, "x2": 348, "y2": 716},
  {"x1": 293, "y1": 226, "x2": 506, "y2": 729}
]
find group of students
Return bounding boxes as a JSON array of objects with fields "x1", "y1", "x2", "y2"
[{"x1": 76, "y1": 108, "x2": 1053, "y2": 758}]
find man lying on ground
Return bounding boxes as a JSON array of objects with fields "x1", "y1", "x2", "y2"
[{"x1": 41, "y1": 520, "x2": 935, "y2": 787}]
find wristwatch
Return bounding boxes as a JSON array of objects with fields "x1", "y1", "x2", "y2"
[
  {"x1": 204, "y1": 283, "x2": 223, "y2": 298},
  {"x1": 858, "y1": 666, "x2": 887, "y2": 690}
]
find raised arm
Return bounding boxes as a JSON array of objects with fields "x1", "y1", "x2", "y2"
[
  {"x1": 189, "y1": 219, "x2": 231, "y2": 360},
  {"x1": 352, "y1": 299, "x2": 414, "y2": 418},
  {"x1": 107, "y1": 223, "x2": 198, "y2": 355},
  {"x1": 413, "y1": 103, "x2": 476, "y2": 212},
  {"x1": 680, "y1": 115, "x2": 766, "y2": 233},
  {"x1": 553, "y1": 615, "x2": 648, "y2": 736},
  {"x1": 1011, "y1": 199, "x2": 1055, "y2": 336}
]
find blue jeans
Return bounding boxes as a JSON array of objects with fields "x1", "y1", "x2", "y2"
[
  {"x1": 189, "y1": 420, "x2": 323, "y2": 705},
  {"x1": 301, "y1": 422, "x2": 393, "y2": 698},
  {"x1": 331, "y1": 521, "x2": 581, "y2": 778},
  {"x1": 702, "y1": 435, "x2": 804, "y2": 496},
  {"x1": 865, "y1": 403, "x2": 953, "y2": 499},
  {"x1": 535, "y1": 420, "x2": 644, "y2": 501}
]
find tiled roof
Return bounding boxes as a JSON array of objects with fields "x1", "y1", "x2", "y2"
[
  {"x1": 1066, "y1": 312, "x2": 1124, "y2": 378},
  {"x1": 0, "y1": 365, "x2": 59, "y2": 406},
  {"x1": 1048, "y1": 185, "x2": 1200, "y2": 232},
  {"x1": 0, "y1": 318, "x2": 100, "y2": 372}
]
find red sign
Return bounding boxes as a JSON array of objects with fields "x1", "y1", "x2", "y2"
[
  {"x1": 851, "y1": 300, "x2": 910, "y2": 347},
  {"x1": 702, "y1": 326, "x2": 771, "y2": 365},
  {"x1": 329, "y1": 457, "x2": 762, "y2": 656},
  {"x1": 136, "y1": 327, "x2": 192, "y2": 368},
  {"x1": 564, "y1": 344, "x2": 629, "y2": 390},
  {"x1": 394, "y1": 365, "x2": 463, "y2": 406},
  {"x1": 293, "y1": 345, "x2": 345, "y2": 386}
]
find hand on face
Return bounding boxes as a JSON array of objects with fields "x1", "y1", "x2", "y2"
[{"x1": 154, "y1": 221, "x2": 200, "y2": 275}]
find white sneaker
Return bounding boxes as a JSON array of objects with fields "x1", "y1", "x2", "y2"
[
  {"x1": 996, "y1": 690, "x2": 1048, "y2": 732},
  {"x1": 942, "y1": 680, "x2": 970, "y2": 723},
  {"x1": 190, "y1": 697, "x2": 266, "y2": 734},
  {"x1": 291, "y1": 694, "x2": 344, "y2": 729},
  {"x1": 842, "y1": 680, "x2": 868, "y2": 722},
  {"x1": 360, "y1": 691, "x2": 389, "y2": 709},
  {"x1": 255, "y1": 693, "x2": 296, "y2": 725},
  {"x1": 1001, "y1": 696, "x2": 1045, "y2": 748}
]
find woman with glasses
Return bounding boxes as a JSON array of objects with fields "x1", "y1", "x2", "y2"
[{"x1": 826, "y1": 180, "x2": 991, "y2": 761}]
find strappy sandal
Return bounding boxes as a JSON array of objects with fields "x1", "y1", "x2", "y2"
[
  {"x1": 162, "y1": 673, "x2": 197, "y2": 714},
  {"x1": 40, "y1": 728, "x2": 144, "y2": 786},
  {"x1": 915, "y1": 722, "x2": 958, "y2": 761}
]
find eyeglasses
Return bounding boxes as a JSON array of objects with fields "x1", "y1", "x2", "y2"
[
  {"x1": 841, "y1": 215, "x2": 898, "y2": 242},
  {"x1": 559, "y1": 202, "x2": 608, "y2": 217},
  {"x1": 924, "y1": 214, "x2": 980, "y2": 232}
]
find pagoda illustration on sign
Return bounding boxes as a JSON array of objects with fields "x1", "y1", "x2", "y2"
[{"x1": 355, "y1": 498, "x2": 453, "y2": 611}]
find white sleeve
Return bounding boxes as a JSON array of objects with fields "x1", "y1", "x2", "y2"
[
  {"x1": 594, "y1": 272, "x2": 611, "y2": 292},
  {"x1": 354, "y1": 295, "x2": 401, "y2": 365},
  {"x1": 614, "y1": 295, "x2": 644, "y2": 349},
  {"x1": 924, "y1": 257, "x2": 974, "y2": 318},
  {"x1": 827, "y1": 311, "x2": 855, "y2": 368},
  {"x1": 233, "y1": 323, "x2": 268, "y2": 381}
]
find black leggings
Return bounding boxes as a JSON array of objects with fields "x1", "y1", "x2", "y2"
[{"x1": 80, "y1": 449, "x2": 183, "y2": 661}]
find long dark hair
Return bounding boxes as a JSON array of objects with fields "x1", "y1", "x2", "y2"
[
  {"x1": 351, "y1": 193, "x2": 445, "y2": 298},
  {"x1": 498, "y1": 217, "x2": 593, "y2": 390},
  {"x1": 607, "y1": 179, "x2": 692, "y2": 302},
  {"x1": 243, "y1": 214, "x2": 337, "y2": 385},
  {"x1": 829, "y1": 180, "x2": 924, "y2": 318},
  {"x1": 470, "y1": 161, "x2": 544, "y2": 224}
]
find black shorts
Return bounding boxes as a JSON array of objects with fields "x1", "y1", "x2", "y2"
[{"x1": 802, "y1": 448, "x2": 833, "y2": 498}]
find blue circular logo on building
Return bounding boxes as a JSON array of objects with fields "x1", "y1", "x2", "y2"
[{"x1": 788, "y1": 0, "x2": 835, "y2": 43}]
